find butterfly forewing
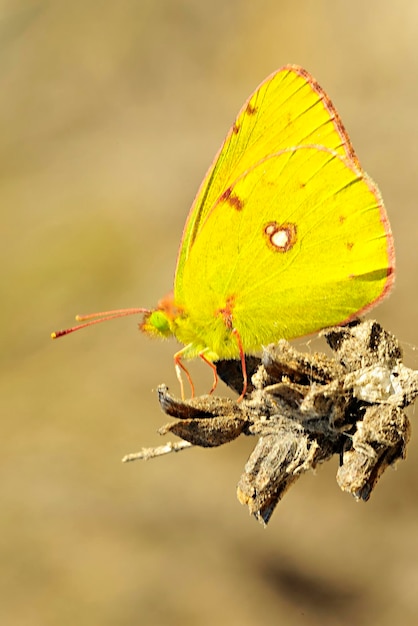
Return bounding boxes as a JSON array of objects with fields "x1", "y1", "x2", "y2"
[{"x1": 175, "y1": 65, "x2": 359, "y2": 298}]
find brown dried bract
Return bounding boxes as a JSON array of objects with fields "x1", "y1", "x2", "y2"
[{"x1": 123, "y1": 320, "x2": 417, "y2": 526}]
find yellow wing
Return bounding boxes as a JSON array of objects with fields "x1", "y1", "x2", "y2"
[
  {"x1": 175, "y1": 65, "x2": 359, "y2": 300},
  {"x1": 174, "y1": 146, "x2": 394, "y2": 359}
]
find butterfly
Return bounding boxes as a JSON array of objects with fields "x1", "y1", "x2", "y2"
[{"x1": 52, "y1": 65, "x2": 395, "y2": 401}]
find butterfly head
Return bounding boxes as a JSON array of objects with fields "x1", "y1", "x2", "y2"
[
  {"x1": 140, "y1": 292, "x2": 183, "y2": 340},
  {"x1": 140, "y1": 309, "x2": 173, "y2": 338}
]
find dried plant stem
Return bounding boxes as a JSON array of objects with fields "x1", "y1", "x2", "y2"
[{"x1": 122, "y1": 440, "x2": 193, "y2": 462}]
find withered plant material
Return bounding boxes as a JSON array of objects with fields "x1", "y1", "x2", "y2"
[{"x1": 123, "y1": 320, "x2": 417, "y2": 525}]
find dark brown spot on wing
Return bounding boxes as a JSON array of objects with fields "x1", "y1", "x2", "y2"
[
  {"x1": 220, "y1": 187, "x2": 244, "y2": 211},
  {"x1": 216, "y1": 295, "x2": 236, "y2": 330},
  {"x1": 232, "y1": 101, "x2": 257, "y2": 137}
]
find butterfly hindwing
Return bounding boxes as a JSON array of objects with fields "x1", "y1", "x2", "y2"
[{"x1": 177, "y1": 146, "x2": 393, "y2": 358}]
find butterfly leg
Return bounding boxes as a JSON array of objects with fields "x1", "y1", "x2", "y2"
[
  {"x1": 173, "y1": 349, "x2": 195, "y2": 399},
  {"x1": 199, "y1": 352, "x2": 218, "y2": 394},
  {"x1": 232, "y1": 328, "x2": 248, "y2": 402},
  {"x1": 217, "y1": 297, "x2": 248, "y2": 401}
]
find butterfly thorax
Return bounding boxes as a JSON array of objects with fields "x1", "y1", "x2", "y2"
[{"x1": 140, "y1": 291, "x2": 242, "y2": 361}]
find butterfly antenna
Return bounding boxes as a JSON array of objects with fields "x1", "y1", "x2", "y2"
[{"x1": 51, "y1": 308, "x2": 150, "y2": 339}]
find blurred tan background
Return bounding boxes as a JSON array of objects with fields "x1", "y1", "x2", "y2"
[{"x1": 2, "y1": 1, "x2": 418, "y2": 624}]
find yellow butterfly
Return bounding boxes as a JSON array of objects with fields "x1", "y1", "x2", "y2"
[{"x1": 53, "y1": 65, "x2": 395, "y2": 400}]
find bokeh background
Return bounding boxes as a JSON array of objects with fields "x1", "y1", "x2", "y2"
[{"x1": 2, "y1": 1, "x2": 418, "y2": 624}]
